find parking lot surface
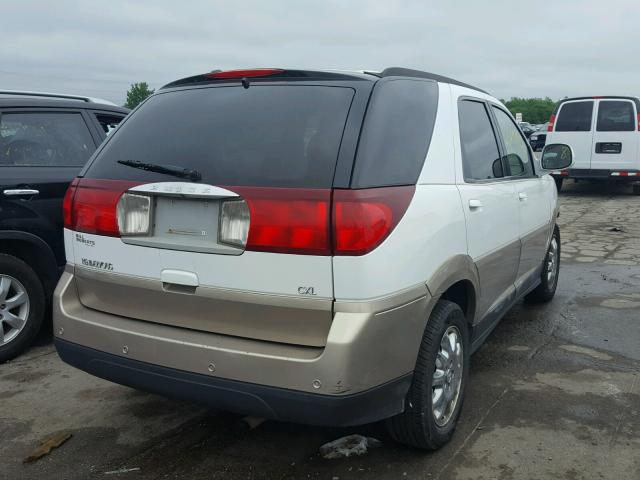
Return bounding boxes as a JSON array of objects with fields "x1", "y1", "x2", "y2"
[{"x1": 1, "y1": 181, "x2": 639, "y2": 480}]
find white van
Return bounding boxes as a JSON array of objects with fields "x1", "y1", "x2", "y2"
[{"x1": 546, "y1": 96, "x2": 640, "y2": 193}]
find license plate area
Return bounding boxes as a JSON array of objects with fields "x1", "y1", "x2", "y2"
[
  {"x1": 595, "y1": 142, "x2": 622, "y2": 154},
  {"x1": 122, "y1": 196, "x2": 242, "y2": 255}
]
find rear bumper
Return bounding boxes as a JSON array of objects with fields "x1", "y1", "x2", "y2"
[
  {"x1": 550, "y1": 169, "x2": 640, "y2": 181},
  {"x1": 55, "y1": 338, "x2": 411, "y2": 426},
  {"x1": 54, "y1": 268, "x2": 434, "y2": 425}
]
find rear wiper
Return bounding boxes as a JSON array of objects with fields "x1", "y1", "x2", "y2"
[{"x1": 117, "y1": 160, "x2": 202, "y2": 182}]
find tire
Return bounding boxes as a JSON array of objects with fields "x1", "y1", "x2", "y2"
[
  {"x1": 386, "y1": 300, "x2": 469, "y2": 450},
  {"x1": 554, "y1": 177, "x2": 563, "y2": 192},
  {"x1": 525, "y1": 226, "x2": 560, "y2": 303},
  {"x1": 0, "y1": 254, "x2": 45, "y2": 363}
]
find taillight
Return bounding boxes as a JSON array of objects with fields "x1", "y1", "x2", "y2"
[
  {"x1": 232, "y1": 187, "x2": 331, "y2": 255},
  {"x1": 117, "y1": 193, "x2": 152, "y2": 236},
  {"x1": 66, "y1": 179, "x2": 141, "y2": 237},
  {"x1": 333, "y1": 186, "x2": 415, "y2": 256},
  {"x1": 636, "y1": 113, "x2": 640, "y2": 131},
  {"x1": 547, "y1": 114, "x2": 556, "y2": 132},
  {"x1": 62, "y1": 178, "x2": 79, "y2": 229},
  {"x1": 219, "y1": 199, "x2": 250, "y2": 248}
]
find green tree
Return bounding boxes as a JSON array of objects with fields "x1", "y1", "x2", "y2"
[
  {"x1": 502, "y1": 97, "x2": 557, "y2": 124},
  {"x1": 124, "y1": 82, "x2": 155, "y2": 109}
]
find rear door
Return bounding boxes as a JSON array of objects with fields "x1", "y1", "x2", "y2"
[
  {"x1": 456, "y1": 99, "x2": 521, "y2": 323},
  {"x1": 70, "y1": 83, "x2": 364, "y2": 347},
  {"x1": 551, "y1": 100, "x2": 595, "y2": 169},
  {"x1": 0, "y1": 109, "x2": 98, "y2": 264},
  {"x1": 591, "y1": 99, "x2": 639, "y2": 171}
]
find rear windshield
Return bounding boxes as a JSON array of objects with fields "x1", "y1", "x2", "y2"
[
  {"x1": 85, "y1": 85, "x2": 354, "y2": 188},
  {"x1": 596, "y1": 100, "x2": 635, "y2": 131},
  {"x1": 555, "y1": 101, "x2": 593, "y2": 132}
]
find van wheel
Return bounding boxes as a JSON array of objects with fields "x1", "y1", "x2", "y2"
[
  {"x1": 0, "y1": 254, "x2": 45, "y2": 363},
  {"x1": 386, "y1": 300, "x2": 469, "y2": 450},
  {"x1": 525, "y1": 226, "x2": 560, "y2": 303},
  {"x1": 554, "y1": 177, "x2": 563, "y2": 192}
]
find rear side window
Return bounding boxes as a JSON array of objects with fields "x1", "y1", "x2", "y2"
[
  {"x1": 596, "y1": 100, "x2": 635, "y2": 131},
  {"x1": 555, "y1": 101, "x2": 593, "y2": 132},
  {"x1": 0, "y1": 112, "x2": 95, "y2": 167},
  {"x1": 492, "y1": 107, "x2": 534, "y2": 177},
  {"x1": 351, "y1": 79, "x2": 438, "y2": 188},
  {"x1": 86, "y1": 85, "x2": 354, "y2": 188},
  {"x1": 95, "y1": 113, "x2": 125, "y2": 136},
  {"x1": 459, "y1": 100, "x2": 502, "y2": 181}
]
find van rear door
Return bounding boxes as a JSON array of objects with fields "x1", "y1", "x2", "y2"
[
  {"x1": 551, "y1": 100, "x2": 595, "y2": 170},
  {"x1": 591, "y1": 99, "x2": 639, "y2": 171}
]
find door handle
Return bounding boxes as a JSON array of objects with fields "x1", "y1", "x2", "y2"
[
  {"x1": 3, "y1": 189, "x2": 39, "y2": 197},
  {"x1": 518, "y1": 192, "x2": 528, "y2": 201},
  {"x1": 468, "y1": 199, "x2": 483, "y2": 209}
]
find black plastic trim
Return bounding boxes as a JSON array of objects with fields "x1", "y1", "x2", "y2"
[
  {"x1": 55, "y1": 339, "x2": 412, "y2": 427},
  {"x1": 380, "y1": 67, "x2": 489, "y2": 95}
]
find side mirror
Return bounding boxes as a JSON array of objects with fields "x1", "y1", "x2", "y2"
[{"x1": 541, "y1": 143, "x2": 573, "y2": 170}]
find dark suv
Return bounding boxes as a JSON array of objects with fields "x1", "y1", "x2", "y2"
[{"x1": 0, "y1": 91, "x2": 128, "y2": 362}]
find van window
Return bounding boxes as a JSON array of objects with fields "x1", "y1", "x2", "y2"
[
  {"x1": 85, "y1": 85, "x2": 354, "y2": 188},
  {"x1": 351, "y1": 79, "x2": 438, "y2": 188},
  {"x1": 555, "y1": 101, "x2": 593, "y2": 132},
  {"x1": 596, "y1": 101, "x2": 635, "y2": 132},
  {"x1": 459, "y1": 100, "x2": 503, "y2": 181}
]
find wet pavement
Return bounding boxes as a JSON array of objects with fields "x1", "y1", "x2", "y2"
[{"x1": 1, "y1": 181, "x2": 639, "y2": 479}]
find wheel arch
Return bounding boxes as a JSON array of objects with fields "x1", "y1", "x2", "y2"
[
  {"x1": 0, "y1": 231, "x2": 60, "y2": 297},
  {"x1": 426, "y1": 254, "x2": 479, "y2": 326}
]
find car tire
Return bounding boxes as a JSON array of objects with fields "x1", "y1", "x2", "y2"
[
  {"x1": 386, "y1": 300, "x2": 469, "y2": 450},
  {"x1": 525, "y1": 226, "x2": 560, "y2": 303},
  {"x1": 554, "y1": 177, "x2": 563, "y2": 192},
  {"x1": 0, "y1": 254, "x2": 45, "y2": 363}
]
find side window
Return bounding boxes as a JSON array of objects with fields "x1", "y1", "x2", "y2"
[
  {"x1": 458, "y1": 100, "x2": 503, "y2": 181},
  {"x1": 0, "y1": 112, "x2": 95, "y2": 167},
  {"x1": 555, "y1": 101, "x2": 593, "y2": 132},
  {"x1": 596, "y1": 101, "x2": 635, "y2": 132},
  {"x1": 352, "y1": 79, "x2": 438, "y2": 188},
  {"x1": 492, "y1": 107, "x2": 534, "y2": 177},
  {"x1": 95, "y1": 113, "x2": 125, "y2": 136}
]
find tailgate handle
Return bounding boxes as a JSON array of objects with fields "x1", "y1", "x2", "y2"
[
  {"x1": 161, "y1": 269, "x2": 199, "y2": 294},
  {"x1": 4, "y1": 189, "x2": 39, "y2": 197},
  {"x1": 595, "y1": 142, "x2": 622, "y2": 154}
]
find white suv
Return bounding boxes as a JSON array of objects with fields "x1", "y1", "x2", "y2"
[
  {"x1": 53, "y1": 68, "x2": 572, "y2": 449},
  {"x1": 546, "y1": 96, "x2": 640, "y2": 193}
]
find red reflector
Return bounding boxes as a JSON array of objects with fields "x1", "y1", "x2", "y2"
[
  {"x1": 560, "y1": 170, "x2": 569, "y2": 177},
  {"x1": 333, "y1": 186, "x2": 415, "y2": 256},
  {"x1": 547, "y1": 114, "x2": 556, "y2": 132},
  {"x1": 619, "y1": 171, "x2": 629, "y2": 176},
  {"x1": 206, "y1": 69, "x2": 284, "y2": 79},
  {"x1": 636, "y1": 113, "x2": 640, "y2": 131},
  {"x1": 67, "y1": 178, "x2": 141, "y2": 237},
  {"x1": 231, "y1": 187, "x2": 331, "y2": 255}
]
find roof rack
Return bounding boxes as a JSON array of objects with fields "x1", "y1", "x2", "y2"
[
  {"x1": 376, "y1": 68, "x2": 489, "y2": 95},
  {"x1": 0, "y1": 90, "x2": 116, "y2": 106}
]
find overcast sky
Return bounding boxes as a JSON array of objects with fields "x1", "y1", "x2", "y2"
[{"x1": 2, "y1": 1, "x2": 639, "y2": 105}]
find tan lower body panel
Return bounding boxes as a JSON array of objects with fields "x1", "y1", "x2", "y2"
[
  {"x1": 74, "y1": 266, "x2": 332, "y2": 347},
  {"x1": 54, "y1": 270, "x2": 434, "y2": 395}
]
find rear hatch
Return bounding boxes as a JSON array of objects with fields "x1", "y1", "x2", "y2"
[{"x1": 65, "y1": 79, "x2": 366, "y2": 347}]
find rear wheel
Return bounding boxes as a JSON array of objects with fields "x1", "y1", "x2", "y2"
[
  {"x1": 525, "y1": 226, "x2": 560, "y2": 303},
  {"x1": 0, "y1": 254, "x2": 45, "y2": 363},
  {"x1": 386, "y1": 300, "x2": 469, "y2": 450},
  {"x1": 554, "y1": 177, "x2": 563, "y2": 192}
]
